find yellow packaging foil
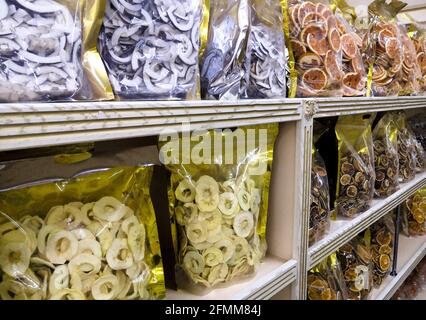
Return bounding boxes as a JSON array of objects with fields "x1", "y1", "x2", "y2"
[
  {"x1": 160, "y1": 124, "x2": 278, "y2": 291},
  {"x1": 0, "y1": 166, "x2": 165, "y2": 300}
]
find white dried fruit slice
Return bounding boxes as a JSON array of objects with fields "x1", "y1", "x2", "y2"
[
  {"x1": 214, "y1": 238, "x2": 236, "y2": 262},
  {"x1": 186, "y1": 222, "x2": 208, "y2": 244},
  {"x1": 37, "y1": 225, "x2": 61, "y2": 255},
  {"x1": 126, "y1": 260, "x2": 150, "y2": 283},
  {"x1": 30, "y1": 257, "x2": 55, "y2": 269},
  {"x1": 0, "y1": 278, "x2": 27, "y2": 300},
  {"x1": 183, "y1": 251, "x2": 205, "y2": 274},
  {"x1": 245, "y1": 178, "x2": 256, "y2": 192},
  {"x1": 69, "y1": 202, "x2": 84, "y2": 209},
  {"x1": 49, "y1": 265, "x2": 69, "y2": 295},
  {"x1": 70, "y1": 271, "x2": 82, "y2": 292},
  {"x1": 222, "y1": 226, "x2": 235, "y2": 237},
  {"x1": 46, "y1": 205, "x2": 82, "y2": 229},
  {"x1": 127, "y1": 224, "x2": 145, "y2": 261},
  {"x1": 206, "y1": 224, "x2": 222, "y2": 243},
  {"x1": 0, "y1": 242, "x2": 31, "y2": 277},
  {"x1": 192, "y1": 241, "x2": 212, "y2": 250},
  {"x1": 116, "y1": 270, "x2": 132, "y2": 299},
  {"x1": 49, "y1": 288, "x2": 86, "y2": 300},
  {"x1": 228, "y1": 236, "x2": 249, "y2": 265},
  {"x1": 218, "y1": 192, "x2": 239, "y2": 216},
  {"x1": 222, "y1": 179, "x2": 237, "y2": 192},
  {"x1": 93, "y1": 196, "x2": 128, "y2": 222},
  {"x1": 20, "y1": 215, "x2": 44, "y2": 234},
  {"x1": 80, "y1": 202, "x2": 95, "y2": 226},
  {"x1": 68, "y1": 253, "x2": 101, "y2": 276},
  {"x1": 175, "y1": 179, "x2": 196, "y2": 203},
  {"x1": 121, "y1": 215, "x2": 139, "y2": 234},
  {"x1": 1, "y1": 228, "x2": 36, "y2": 254},
  {"x1": 195, "y1": 176, "x2": 220, "y2": 211},
  {"x1": 71, "y1": 228, "x2": 96, "y2": 241},
  {"x1": 0, "y1": 222, "x2": 18, "y2": 237},
  {"x1": 203, "y1": 247, "x2": 224, "y2": 267},
  {"x1": 199, "y1": 210, "x2": 221, "y2": 230},
  {"x1": 46, "y1": 230, "x2": 78, "y2": 264},
  {"x1": 207, "y1": 263, "x2": 228, "y2": 285},
  {"x1": 106, "y1": 239, "x2": 134, "y2": 270},
  {"x1": 78, "y1": 239, "x2": 102, "y2": 258},
  {"x1": 175, "y1": 203, "x2": 198, "y2": 226},
  {"x1": 91, "y1": 274, "x2": 119, "y2": 300},
  {"x1": 233, "y1": 212, "x2": 254, "y2": 238},
  {"x1": 237, "y1": 189, "x2": 251, "y2": 211}
]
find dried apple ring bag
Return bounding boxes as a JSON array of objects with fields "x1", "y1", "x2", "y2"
[
  {"x1": 284, "y1": 0, "x2": 343, "y2": 97},
  {"x1": 161, "y1": 125, "x2": 278, "y2": 292}
]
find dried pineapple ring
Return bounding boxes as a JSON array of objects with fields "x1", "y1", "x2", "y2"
[
  {"x1": 218, "y1": 192, "x2": 239, "y2": 216},
  {"x1": 195, "y1": 176, "x2": 220, "y2": 211},
  {"x1": 207, "y1": 263, "x2": 228, "y2": 285},
  {"x1": 175, "y1": 179, "x2": 196, "y2": 203},
  {"x1": 93, "y1": 196, "x2": 127, "y2": 222},
  {"x1": 50, "y1": 288, "x2": 86, "y2": 300},
  {"x1": 48, "y1": 265, "x2": 69, "y2": 294},
  {"x1": 46, "y1": 205, "x2": 82, "y2": 229},
  {"x1": 0, "y1": 278, "x2": 27, "y2": 300},
  {"x1": 71, "y1": 228, "x2": 96, "y2": 241},
  {"x1": 237, "y1": 189, "x2": 251, "y2": 211},
  {"x1": 203, "y1": 247, "x2": 224, "y2": 267},
  {"x1": 199, "y1": 210, "x2": 222, "y2": 230},
  {"x1": 127, "y1": 224, "x2": 146, "y2": 261},
  {"x1": 214, "y1": 238, "x2": 236, "y2": 262},
  {"x1": 233, "y1": 212, "x2": 254, "y2": 238},
  {"x1": 45, "y1": 230, "x2": 78, "y2": 264},
  {"x1": 121, "y1": 216, "x2": 139, "y2": 234},
  {"x1": 106, "y1": 239, "x2": 134, "y2": 270},
  {"x1": 78, "y1": 239, "x2": 102, "y2": 258},
  {"x1": 20, "y1": 215, "x2": 44, "y2": 234},
  {"x1": 68, "y1": 253, "x2": 101, "y2": 276},
  {"x1": 186, "y1": 222, "x2": 208, "y2": 244},
  {"x1": 80, "y1": 202, "x2": 95, "y2": 226},
  {"x1": 183, "y1": 251, "x2": 205, "y2": 274},
  {"x1": 0, "y1": 242, "x2": 31, "y2": 277},
  {"x1": 91, "y1": 274, "x2": 119, "y2": 300}
]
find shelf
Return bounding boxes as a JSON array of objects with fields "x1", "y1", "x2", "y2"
[
  {"x1": 370, "y1": 234, "x2": 426, "y2": 300},
  {"x1": 166, "y1": 257, "x2": 297, "y2": 300},
  {"x1": 0, "y1": 99, "x2": 301, "y2": 152},
  {"x1": 308, "y1": 172, "x2": 426, "y2": 269}
]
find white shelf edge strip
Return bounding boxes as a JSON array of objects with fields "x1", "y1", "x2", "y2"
[
  {"x1": 308, "y1": 172, "x2": 426, "y2": 269},
  {"x1": 370, "y1": 235, "x2": 426, "y2": 300}
]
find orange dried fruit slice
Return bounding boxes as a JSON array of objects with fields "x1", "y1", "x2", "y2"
[
  {"x1": 376, "y1": 230, "x2": 392, "y2": 246},
  {"x1": 378, "y1": 29, "x2": 395, "y2": 48},
  {"x1": 336, "y1": 17, "x2": 347, "y2": 35},
  {"x1": 328, "y1": 28, "x2": 341, "y2": 52},
  {"x1": 385, "y1": 38, "x2": 400, "y2": 60},
  {"x1": 298, "y1": 52, "x2": 321, "y2": 70},
  {"x1": 352, "y1": 55, "x2": 364, "y2": 73},
  {"x1": 298, "y1": 1, "x2": 317, "y2": 27},
  {"x1": 326, "y1": 15, "x2": 337, "y2": 31},
  {"x1": 302, "y1": 68, "x2": 327, "y2": 91},
  {"x1": 343, "y1": 72, "x2": 361, "y2": 89},
  {"x1": 316, "y1": 3, "x2": 327, "y2": 14},
  {"x1": 352, "y1": 33, "x2": 363, "y2": 48},
  {"x1": 341, "y1": 34, "x2": 357, "y2": 59},
  {"x1": 320, "y1": 6, "x2": 332, "y2": 19},
  {"x1": 291, "y1": 40, "x2": 307, "y2": 59},
  {"x1": 307, "y1": 33, "x2": 329, "y2": 56},
  {"x1": 372, "y1": 65, "x2": 387, "y2": 81},
  {"x1": 302, "y1": 12, "x2": 325, "y2": 27},
  {"x1": 379, "y1": 245, "x2": 392, "y2": 255},
  {"x1": 379, "y1": 254, "x2": 391, "y2": 271},
  {"x1": 413, "y1": 208, "x2": 425, "y2": 224},
  {"x1": 321, "y1": 288, "x2": 333, "y2": 300},
  {"x1": 417, "y1": 52, "x2": 426, "y2": 69},
  {"x1": 325, "y1": 50, "x2": 342, "y2": 81},
  {"x1": 289, "y1": 5, "x2": 300, "y2": 28},
  {"x1": 300, "y1": 24, "x2": 327, "y2": 43}
]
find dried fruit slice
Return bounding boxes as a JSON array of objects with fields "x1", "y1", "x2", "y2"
[
  {"x1": 379, "y1": 254, "x2": 390, "y2": 271},
  {"x1": 325, "y1": 50, "x2": 342, "y2": 81},
  {"x1": 385, "y1": 37, "x2": 400, "y2": 60},
  {"x1": 328, "y1": 28, "x2": 341, "y2": 52},
  {"x1": 326, "y1": 15, "x2": 337, "y2": 31},
  {"x1": 351, "y1": 55, "x2": 364, "y2": 73},
  {"x1": 341, "y1": 34, "x2": 357, "y2": 59},
  {"x1": 298, "y1": 1, "x2": 317, "y2": 27},
  {"x1": 320, "y1": 6, "x2": 332, "y2": 19},
  {"x1": 302, "y1": 12, "x2": 325, "y2": 27},
  {"x1": 316, "y1": 3, "x2": 327, "y2": 15},
  {"x1": 343, "y1": 72, "x2": 361, "y2": 89},
  {"x1": 291, "y1": 40, "x2": 307, "y2": 59},
  {"x1": 289, "y1": 5, "x2": 300, "y2": 29},
  {"x1": 417, "y1": 52, "x2": 426, "y2": 69},
  {"x1": 300, "y1": 24, "x2": 327, "y2": 43},
  {"x1": 302, "y1": 68, "x2": 327, "y2": 91},
  {"x1": 298, "y1": 52, "x2": 322, "y2": 70},
  {"x1": 307, "y1": 33, "x2": 329, "y2": 56},
  {"x1": 378, "y1": 29, "x2": 395, "y2": 48}
]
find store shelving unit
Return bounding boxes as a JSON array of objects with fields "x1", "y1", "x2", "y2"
[{"x1": 0, "y1": 96, "x2": 425, "y2": 300}]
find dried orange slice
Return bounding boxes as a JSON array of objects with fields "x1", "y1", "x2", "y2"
[
  {"x1": 385, "y1": 37, "x2": 400, "y2": 60},
  {"x1": 341, "y1": 34, "x2": 357, "y2": 59},
  {"x1": 321, "y1": 288, "x2": 333, "y2": 300},
  {"x1": 328, "y1": 28, "x2": 341, "y2": 52},
  {"x1": 298, "y1": 52, "x2": 322, "y2": 70},
  {"x1": 300, "y1": 24, "x2": 327, "y2": 43},
  {"x1": 289, "y1": 5, "x2": 300, "y2": 29},
  {"x1": 298, "y1": 1, "x2": 317, "y2": 27},
  {"x1": 302, "y1": 68, "x2": 327, "y2": 91},
  {"x1": 291, "y1": 40, "x2": 307, "y2": 59},
  {"x1": 336, "y1": 18, "x2": 347, "y2": 35},
  {"x1": 417, "y1": 52, "x2": 426, "y2": 69},
  {"x1": 343, "y1": 72, "x2": 361, "y2": 89},
  {"x1": 378, "y1": 29, "x2": 395, "y2": 48},
  {"x1": 372, "y1": 65, "x2": 387, "y2": 81},
  {"x1": 307, "y1": 33, "x2": 329, "y2": 56},
  {"x1": 320, "y1": 6, "x2": 332, "y2": 19},
  {"x1": 326, "y1": 15, "x2": 337, "y2": 31},
  {"x1": 352, "y1": 33, "x2": 363, "y2": 48},
  {"x1": 379, "y1": 254, "x2": 391, "y2": 271},
  {"x1": 376, "y1": 230, "x2": 392, "y2": 246},
  {"x1": 352, "y1": 55, "x2": 364, "y2": 73},
  {"x1": 302, "y1": 12, "x2": 325, "y2": 27},
  {"x1": 325, "y1": 50, "x2": 342, "y2": 81},
  {"x1": 413, "y1": 208, "x2": 425, "y2": 224}
]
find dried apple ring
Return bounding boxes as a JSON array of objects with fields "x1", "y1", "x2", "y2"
[
  {"x1": 93, "y1": 196, "x2": 128, "y2": 222},
  {"x1": 71, "y1": 228, "x2": 96, "y2": 241},
  {"x1": 106, "y1": 239, "x2": 133, "y2": 270},
  {"x1": 48, "y1": 265, "x2": 69, "y2": 294},
  {"x1": 302, "y1": 68, "x2": 327, "y2": 91},
  {"x1": 0, "y1": 278, "x2": 27, "y2": 300},
  {"x1": 199, "y1": 210, "x2": 222, "y2": 231},
  {"x1": 70, "y1": 271, "x2": 82, "y2": 292},
  {"x1": 183, "y1": 251, "x2": 205, "y2": 274},
  {"x1": 127, "y1": 224, "x2": 146, "y2": 261},
  {"x1": 186, "y1": 222, "x2": 208, "y2": 244},
  {"x1": 78, "y1": 239, "x2": 102, "y2": 258},
  {"x1": 175, "y1": 179, "x2": 196, "y2": 203},
  {"x1": 80, "y1": 202, "x2": 95, "y2": 226},
  {"x1": 49, "y1": 288, "x2": 85, "y2": 300},
  {"x1": 298, "y1": 52, "x2": 322, "y2": 70},
  {"x1": 20, "y1": 215, "x2": 44, "y2": 234},
  {"x1": 233, "y1": 212, "x2": 254, "y2": 238},
  {"x1": 121, "y1": 215, "x2": 139, "y2": 234},
  {"x1": 0, "y1": 242, "x2": 31, "y2": 277},
  {"x1": 214, "y1": 238, "x2": 235, "y2": 262},
  {"x1": 307, "y1": 34, "x2": 329, "y2": 56},
  {"x1": 126, "y1": 261, "x2": 150, "y2": 283},
  {"x1": 195, "y1": 176, "x2": 219, "y2": 211},
  {"x1": 328, "y1": 28, "x2": 341, "y2": 52},
  {"x1": 341, "y1": 34, "x2": 357, "y2": 59},
  {"x1": 325, "y1": 50, "x2": 342, "y2": 81},
  {"x1": 290, "y1": 40, "x2": 307, "y2": 59},
  {"x1": 237, "y1": 189, "x2": 251, "y2": 211},
  {"x1": 68, "y1": 253, "x2": 102, "y2": 276},
  {"x1": 218, "y1": 192, "x2": 239, "y2": 216},
  {"x1": 91, "y1": 274, "x2": 119, "y2": 300},
  {"x1": 45, "y1": 230, "x2": 78, "y2": 264},
  {"x1": 175, "y1": 203, "x2": 198, "y2": 226},
  {"x1": 208, "y1": 263, "x2": 229, "y2": 285},
  {"x1": 46, "y1": 205, "x2": 82, "y2": 230},
  {"x1": 203, "y1": 247, "x2": 224, "y2": 267}
]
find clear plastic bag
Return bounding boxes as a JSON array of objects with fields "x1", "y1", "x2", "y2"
[
  {"x1": 413, "y1": 138, "x2": 426, "y2": 172},
  {"x1": 307, "y1": 253, "x2": 347, "y2": 300},
  {"x1": 0, "y1": 0, "x2": 112, "y2": 102},
  {"x1": 335, "y1": 114, "x2": 375, "y2": 218},
  {"x1": 241, "y1": 0, "x2": 286, "y2": 98},
  {"x1": 161, "y1": 125, "x2": 278, "y2": 292},
  {"x1": 372, "y1": 113, "x2": 399, "y2": 198},
  {"x1": 200, "y1": 0, "x2": 249, "y2": 100},
  {"x1": 0, "y1": 147, "x2": 165, "y2": 300},
  {"x1": 285, "y1": 0, "x2": 343, "y2": 97},
  {"x1": 413, "y1": 30, "x2": 426, "y2": 95},
  {"x1": 98, "y1": 0, "x2": 202, "y2": 100},
  {"x1": 336, "y1": 230, "x2": 373, "y2": 300},
  {"x1": 395, "y1": 112, "x2": 417, "y2": 183},
  {"x1": 370, "y1": 215, "x2": 394, "y2": 288},
  {"x1": 401, "y1": 188, "x2": 426, "y2": 237}
]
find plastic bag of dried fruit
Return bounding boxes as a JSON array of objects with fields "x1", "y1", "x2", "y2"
[
  {"x1": 284, "y1": 0, "x2": 343, "y2": 97},
  {"x1": 394, "y1": 111, "x2": 417, "y2": 183},
  {"x1": 336, "y1": 230, "x2": 373, "y2": 300},
  {"x1": 372, "y1": 113, "x2": 399, "y2": 198},
  {"x1": 413, "y1": 28, "x2": 426, "y2": 95},
  {"x1": 200, "y1": 0, "x2": 249, "y2": 100},
  {"x1": 335, "y1": 114, "x2": 376, "y2": 218},
  {"x1": 413, "y1": 138, "x2": 426, "y2": 172},
  {"x1": 309, "y1": 122, "x2": 330, "y2": 246},
  {"x1": 160, "y1": 124, "x2": 278, "y2": 292},
  {"x1": 370, "y1": 215, "x2": 394, "y2": 288},
  {"x1": 0, "y1": 0, "x2": 112, "y2": 102},
  {"x1": 0, "y1": 144, "x2": 165, "y2": 300},
  {"x1": 241, "y1": 0, "x2": 286, "y2": 99},
  {"x1": 98, "y1": 0, "x2": 202, "y2": 100},
  {"x1": 401, "y1": 188, "x2": 426, "y2": 237},
  {"x1": 307, "y1": 253, "x2": 348, "y2": 300},
  {"x1": 364, "y1": 0, "x2": 407, "y2": 96}
]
